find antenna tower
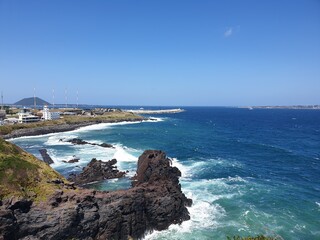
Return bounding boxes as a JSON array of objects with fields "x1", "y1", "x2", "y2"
[
  {"x1": 76, "y1": 90, "x2": 79, "y2": 108},
  {"x1": 52, "y1": 88, "x2": 55, "y2": 109}
]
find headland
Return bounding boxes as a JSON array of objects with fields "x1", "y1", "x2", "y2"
[
  {"x1": 0, "y1": 138, "x2": 191, "y2": 239},
  {"x1": 0, "y1": 111, "x2": 145, "y2": 139}
]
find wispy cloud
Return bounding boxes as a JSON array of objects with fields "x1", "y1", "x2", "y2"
[{"x1": 224, "y1": 27, "x2": 233, "y2": 37}]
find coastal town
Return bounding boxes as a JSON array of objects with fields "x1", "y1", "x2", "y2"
[
  {"x1": 0, "y1": 96, "x2": 187, "y2": 140},
  {"x1": 0, "y1": 96, "x2": 147, "y2": 139},
  {"x1": 0, "y1": 103, "x2": 124, "y2": 125}
]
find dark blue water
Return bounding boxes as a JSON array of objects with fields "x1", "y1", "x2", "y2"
[{"x1": 11, "y1": 107, "x2": 320, "y2": 239}]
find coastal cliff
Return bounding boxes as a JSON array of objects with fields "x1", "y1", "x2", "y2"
[{"x1": 0, "y1": 139, "x2": 191, "y2": 239}]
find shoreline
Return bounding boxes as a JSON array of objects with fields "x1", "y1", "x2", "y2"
[{"x1": 1, "y1": 117, "x2": 146, "y2": 140}]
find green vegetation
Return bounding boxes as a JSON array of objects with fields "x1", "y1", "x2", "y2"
[
  {"x1": 0, "y1": 138, "x2": 66, "y2": 201},
  {"x1": 63, "y1": 112, "x2": 143, "y2": 124},
  {"x1": 0, "y1": 111, "x2": 143, "y2": 135}
]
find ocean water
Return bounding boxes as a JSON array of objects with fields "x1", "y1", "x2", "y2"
[{"x1": 10, "y1": 107, "x2": 320, "y2": 240}]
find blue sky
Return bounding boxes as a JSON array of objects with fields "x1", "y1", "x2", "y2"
[{"x1": 0, "y1": 0, "x2": 319, "y2": 106}]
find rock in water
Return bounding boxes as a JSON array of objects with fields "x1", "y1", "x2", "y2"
[
  {"x1": 66, "y1": 138, "x2": 89, "y2": 145},
  {"x1": 68, "y1": 158, "x2": 125, "y2": 185},
  {"x1": 39, "y1": 149, "x2": 54, "y2": 164},
  {"x1": 0, "y1": 150, "x2": 192, "y2": 240},
  {"x1": 62, "y1": 157, "x2": 80, "y2": 163},
  {"x1": 66, "y1": 138, "x2": 115, "y2": 148},
  {"x1": 99, "y1": 142, "x2": 114, "y2": 148}
]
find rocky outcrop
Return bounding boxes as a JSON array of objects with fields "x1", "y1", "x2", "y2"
[
  {"x1": 68, "y1": 158, "x2": 125, "y2": 185},
  {"x1": 62, "y1": 157, "x2": 80, "y2": 163},
  {"x1": 39, "y1": 149, "x2": 79, "y2": 164},
  {"x1": 39, "y1": 149, "x2": 54, "y2": 165},
  {"x1": 0, "y1": 150, "x2": 191, "y2": 240},
  {"x1": 66, "y1": 138, "x2": 114, "y2": 148}
]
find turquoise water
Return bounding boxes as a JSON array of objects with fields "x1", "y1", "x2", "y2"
[{"x1": 11, "y1": 107, "x2": 320, "y2": 239}]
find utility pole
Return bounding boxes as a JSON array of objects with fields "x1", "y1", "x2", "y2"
[
  {"x1": 76, "y1": 89, "x2": 79, "y2": 109},
  {"x1": 52, "y1": 88, "x2": 55, "y2": 109},
  {"x1": 33, "y1": 87, "x2": 37, "y2": 110},
  {"x1": 65, "y1": 88, "x2": 68, "y2": 108},
  {"x1": 1, "y1": 91, "x2": 3, "y2": 110}
]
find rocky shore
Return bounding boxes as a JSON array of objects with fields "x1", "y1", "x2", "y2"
[
  {"x1": 0, "y1": 146, "x2": 192, "y2": 240},
  {"x1": 1, "y1": 118, "x2": 145, "y2": 140}
]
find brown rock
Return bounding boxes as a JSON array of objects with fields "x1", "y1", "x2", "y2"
[
  {"x1": 68, "y1": 158, "x2": 126, "y2": 185},
  {"x1": 0, "y1": 150, "x2": 192, "y2": 240}
]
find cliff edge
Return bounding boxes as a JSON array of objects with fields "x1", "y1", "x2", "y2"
[{"x1": 0, "y1": 139, "x2": 191, "y2": 240}]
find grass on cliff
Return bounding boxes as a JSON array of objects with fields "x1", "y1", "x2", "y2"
[
  {"x1": 0, "y1": 112, "x2": 143, "y2": 135},
  {"x1": 0, "y1": 138, "x2": 67, "y2": 201}
]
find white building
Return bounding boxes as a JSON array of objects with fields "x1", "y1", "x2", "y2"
[
  {"x1": 18, "y1": 112, "x2": 39, "y2": 123},
  {"x1": 42, "y1": 105, "x2": 60, "y2": 120},
  {"x1": 4, "y1": 118, "x2": 19, "y2": 124}
]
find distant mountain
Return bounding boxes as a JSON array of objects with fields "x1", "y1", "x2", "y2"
[{"x1": 14, "y1": 97, "x2": 51, "y2": 106}]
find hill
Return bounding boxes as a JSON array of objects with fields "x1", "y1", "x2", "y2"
[
  {"x1": 0, "y1": 138, "x2": 65, "y2": 200},
  {"x1": 14, "y1": 97, "x2": 50, "y2": 106}
]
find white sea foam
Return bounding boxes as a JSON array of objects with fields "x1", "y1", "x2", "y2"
[
  {"x1": 144, "y1": 180, "x2": 227, "y2": 239},
  {"x1": 45, "y1": 139, "x2": 141, "y2": 172},
  {"x1": 108, "y1": 178, "x2": 119, "y2": 183},
  {"x1": 205, "y1": 157, "x2": 243, "y2": 168},
  {"x1": 45, "y1": 134, "x2": 79, "y2": 146},
  {"x1": 143, "y1": 117, "x2": 165, "y2": 122},
  {"x1": 23, "y1": 144, "x2": 44, "y2": 149},
  {"x1": 49, "y1": 150, "x2": 75, "y2": 168},
  {"x1": 75, "y1": 144, "x2": 114, "y2": 158},
  {"x1": 227, "y1": 176, "x2": 247, "y2": 183},
  {"x1": 71, "y1": 121, "x2": 139, "y2": 133},
  {"x1": 170, "y1": 158, "x2": 191, "y2": 178},
  {"x1": 143, "y1": 158, "x2": 250, "y2": 240},
  {"x1": 72, "y1": 118, "x2": 164, "y2": 133},
  {"x1": 170, "y1": 158, "x2": 206, "y2": 179},
  {"x1": 9, "y1": 132, "x2": 58, "y2": 141},
  {"x1": 112, "y1": 144, "x2": 139, "y2": 162},
  {"x1": 10, "y1": 117, "x2": 164, "y2": 141},
  {"x1": 316, "y1": 202, "x2": 320, "y2": 208}
]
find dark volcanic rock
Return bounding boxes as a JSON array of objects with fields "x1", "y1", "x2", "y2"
[
  {"x1": 67, "y1": 138, "x2": 114, "y2": 148},
  {"x1": 2, "y1": 123, "x2": 94, "y2": 139},
  {"x1": 39, "y1": 149, "x2": 54, "y2": 164},
  {"x1": 62, "y1": 158, "x2": 80, "y2": 163},
  {"x1": 67, "y1": 138, "x2": 89, "y2": 145},
  {"x1": 68, "y1": 158, "x2": 126, "y2": 185},
  {"x1": 0, "y1": 150, "x2": 192, "y2": 240},
  {"x1": 99, "y1": 143, "x2": 114, "y2": 148}
]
